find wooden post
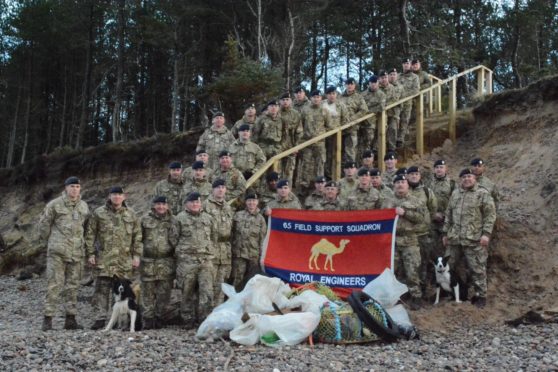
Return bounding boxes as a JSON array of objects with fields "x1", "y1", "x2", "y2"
[
  {"x1": 437, "y1": 85, "x2": 442, "y2": 113},
  {"x1": 379, "y1": 111, "x2": 387, "y2": 172},
  {"x1": 416, "y1": 93, "x2": 424, "y2": 156},
  {"x1": 477, "y1": 68, "x2": 485, "y2": 95},
  {"x1": 487, "y1": 69, "x2": 493, "y2": 94},
  {"x1": 429, "y1": 87, "x2": 433, "y2": 114},
  {"x1": 334, "y1": 131, "x2": 342, "y2": 181},
  {"x1": 449, "y1": 79, "x2": 457, "y2": 142}
]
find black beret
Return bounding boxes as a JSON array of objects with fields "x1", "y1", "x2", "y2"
[
  {"x1": 325, "y1": 86, "x2": 337, "y2": 94},
  {"x1": 434, "y1": 159, "x2": 446, "y2": 167},
  {"x1": 267, "y1": 100, "x2": 279, "y2": 107},
  {"x1": 280, "y1": 92, "x2": 291, "y2": 99},
  {"x1": 395, "y1": 167, "x2": 408, "y2": 175},
  {"x1": 185, "y1": 192, "x2": 201, "y2": 202},
  {"x1": 192, "y1": 161, "x2": 205, "y2": 170},
  {"x1": 402, "y1": 58, "x2": 412, "y2": 63},
  {"x1": 315, "y1": 176, "x2": 327, "y2": 183},
  {"x1": 369, "y1": 168, "x2": 381, "y2": 176},
  {"x1": 169, "y1": 161, "x2": 182, "y2": 169},
  {"x1": 266, "y1": 171, "x2": 280, "y2": 182},
  {"x1": 378, "y1": 70, "x2": 388, "y2": 77},
  {"x1": 407, "y1": 166, "x2": 420, "y2": 174},
  {"x1": 470, "y1": 158, "x2": 484, "y2": 166},
  {"x1": 368, "y1": 75, "x2": 378, "y2": 83},
  {"x1": 459, "y1": 168, "x2": 474, "y2": 177},
  {"x1": 213, "y1": 111, "x2": 225, "y2": 118},
  {"x1": 245, "y1": 192, "x2": 258, "y2": 201},
  {"x1": 384, "y1": 152, "x2": 397, "y2": 161},
  {"x1": 212, "y1": 178, "x2": 226, "y2": 188},
  {"x1": 294, "y1": 86, "x2": 306, "y2": 93},
  {"x1": 152, "y1": 195, "x2": 167, "y2": 204},
  {"x1": 358, "y1": 168, "x2": 371, "y2": 177},
  {"x1": 344, "y1": 161, "x2": 357, "y2": 169},
  {"x1": 244, "y1": 103, "x2": 256, "y2": 110},
  {"x1": 393, "y1": 174, "x2": 407, "y2": 183},
  {"x1": 238, "y1": 124, "x2": 251, "y2": 132},
  {"x1": 325, "y1": 181, "x2": 338, "y2": 188},
  {"x1": 276, "y1": 179, "x2": 289, "y2": 188},
  {"x1": 411, "y1": 59, "x2": 419, "y2": 64},
  {"x1": 345, "y1": 77, "x2": 356, "y2": 84},
  {"x1": 362, "y1": 150, "x2": 373, "y2": 158},
  {"x1": 219, "y1": 150, "x2": 232, "y2": 158},
  {"x1": 310, "y1": 90, "x2": 321, "y2": 97},
  {"x1": 64, "y1": 176, "x2": 80, "y2": 186},
  {"x1": 109, "y1": 186, "x2": 124, "y2": 194},
  {"x1": 389, "y1": 68, "x2": 398, "y2": 74},
  {"x1": 196, "y1": 148, "x2": 208, "y2": 155}
]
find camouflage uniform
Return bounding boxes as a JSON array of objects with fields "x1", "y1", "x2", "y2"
[
  {"x1": 361, "y1": 88, "x2": 386, "y2": 152},
  {"x1": 338, "y1": 177, "x2": 358, "y2": 199},
  {"x1": 315, "y1": 197, "x2": 346, "y2": 211},
  {"x1": 154, "y1": 177, "x2": 184, "y2": 216},
  {"x1": 304, "y1": 191, "x2": 324, "y2": 210},
  {"x1": 299, "y1": 104, "x2": 332, "y2": 188},
  {"x1": 380, "y1": 82, "x2": 400, "y2": 150},
  {"x1": 231, "y1": 208, "x2": 267, "y2": 290},
  {"x1": 344, "y1": 186, "x2": 382, "y2": 210},
  {"x1": 85, "y1": 202, "x2": 143, "y2": 322},
  {"x1": 212, "y1": 167, "x2": 247, "y2": 203},
  {"x1": 293, "y1": 97, "x2": 310, "y2": 113},
  {"x1": 252, "y1": 113, "x2": 284, "y2": 160},
  {"x1": 476, "y1": 175, "x2": 500, "y2": 211},
  {"x1": 203, "y1": 195, "x2": 234, "y2": 305},
  {"x1": 414, "y1": 70, "x2": 431, "y2": 91},
  {"x1": 266, "y1": 193, "x2": 302, "y2": 210},
  {"x1": 140, "y1": 210, "x2": 178, "y2": 322},
  {"x1": 375, "y1": 184, "x2": 395, "y2": 208},
  {"x1": 39, "y1": 193, "x2": 89, "y2": 318},
  {"x1": 182, "y1": 175, "x2": 212, "y2": 202},
  {"x1": 397, "y1": 71, "x2": 420, "y2": 145},
  {"x1": 196, "y1": 125, "x2": 236, "y2": 169},
  {"x1": 443, "y1": 184, "x2": 496, "y2": 299},
  {"x1": 427, "y1": 175, "x2": 456, "y2": 258},
  {"x1": 340, "y1": 90, "x2": 368, "y2": 162},
  {"x1": 231, "y1": 115, "x2": 257, "y2": 138},
  {"x1": 229, "y1": 138, "x2": 266, "y2": 179},
  {"x1": 392, "y1": 193, "x2": 426, "y2": 299},
  {"x1": 280, "y1": 107, "x2": 303, "y2": 184},
  {"x1": 175, "y1": 208, "x2": 215, "y2": 323},
  {"x1": 182, "y1": 166, "x2": 214, "y2": 184},
  {"x1": 382, "y1": 168, "x2": 398, "y2": 189},
  {"x1": 322, "y1": 100, "x2": 349, "y2": 176}
]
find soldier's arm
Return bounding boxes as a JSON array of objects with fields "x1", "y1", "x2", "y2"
[
  {"x1": 253, "y1": 146, "x2": 267, "y2": 173},
  {"x1": 427, "y1": 190, "x2": 438, "y2": 220},
  {"x1": 84, "y1": 211, "x2": 98, "y2": 258},
  {"x1": 358, "y1": 97, "x2": 369, "y2": 117},
  {"x1": 294, "y1": 114, "x2": 303, "y2": 145},
  {"x1": 131, "y1": 216, "x2": 143, "y2": 260},
  {"x1": 323, "y1": 108, "x2": 333, "y2": 130},
  {"x1": 481, "y1": 193, "x2": 497, "y2": 237},
  {"x1": 442, "y1": 196, "x2": 455, "y2": 234},
  {"x1": 252, "y1": 118, "x2": 263, "y2": 142},
  {"x1": 37, "y1": 203, "x2": 55, "y2": 247},
  {"x1": 340, "y1": 104, "x2": 349, "y2": 126},
  {"x1": 196, "y1": 131, "x2": 207, "y2": 152},
  {"x1": 403, "y1": 205, "x2": 425, "y2": 224},
  {"x1": 412, "y1": 76, "x2": 420, "y2": 94},
  {"x1": 168, "y1": 217, "x2": 180, "y2": 248}
]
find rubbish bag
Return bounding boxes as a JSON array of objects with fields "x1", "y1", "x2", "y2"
[
  {"x1": 242, "y1": 275, "x2": 292, "y2": 314},
  {"x1": 385, "y1": 304, "x2": 419, "y2": 340},
  {"x1": 362, "y1": 268, "x2": 408, "y2": 308},
  {"x1": 286, "y1": 290, "x2": 331, "y2": 315},
  {"x1": 196, "y1": 283, "x2": 245, "y2": 340}
]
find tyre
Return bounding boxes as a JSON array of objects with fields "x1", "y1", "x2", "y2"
[{"x1": 348, "y1": 290, "x2": 401, "y2": 342}]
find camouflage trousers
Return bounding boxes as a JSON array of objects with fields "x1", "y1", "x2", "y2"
[
  {"x1": 446, "y1": 244, "x2": 488, "y2": 298},
  {"x1": 141, "y1": 278, "x2": 173, "y2": 319},
  {"x1": 299, "y1": 142, "x2": 326, "y2": 188},
  {"x1": 394, "y1": 242, "x2": 422, "y2": 299},
  {"x1": 44, "y1": 252, "x2": 82, "y2": 317},
  {"x1": 176, "y1": 256, "x2": 214, "y2": 323},
  {"x1": 387, "y1": 115, "x2": 399, "y2": 151},
  {"x1": 417, "y1": 233, "x2": 434, "y2": 297},
  {"x1": 359, "y1": 118, "x2": 377, "y2": 156},
  {"x1": 231, "y1": 257, "x2": 259, "y2": 291},
  {"x1": 430, "y1": 227, "x2": 446, "y2": 260},
  {"x1": 262, "y1": 143, "x2": 283, "y2": 174},
  {"x1": 343, "y1": 129, "x2": 358, "y2": 163},
  {"x1": 398, "y1": 100, "x2": 414, "y2": 145},
  {"x1": 213, "y1": 262, "x2": 232, "y2": 305},
  {"x1": 91, "y1": 276, "x2": 115, "y2": 322},
  {"x1": 282, "y1": 154, "x2": 297, "y2": 185}
]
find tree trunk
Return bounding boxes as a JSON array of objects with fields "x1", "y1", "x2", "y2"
[
  {"x1": 20, "y1": 47, "x2": 34, "y2": 165},
  {"x1": 510, "y1": 0, "x2": 522, "y2": 87},
  {"x1": 59, "y1": 66, "x2": 68, "y2": 147},
  {"x1": 112, "y1": 0, "x2": 126, "y2": 142},
  {"x1": 399, "y1": 0, "x2": 410, "y2": 55},
  {"x1": 171, "y1": 29, "x2": 180, "y2": 133},
  {"x1": 285, "y1": 1, "x2": 295, "y2": 92},
  {"x1": 5, "y1": 86, "x2": 22, "y2": 168},
  {"x1": 75, "y1": 1, "x2": 94, "y2": 149}
]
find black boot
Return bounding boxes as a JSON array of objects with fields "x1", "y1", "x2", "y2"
[
  {"x1": 42, "y1": 316, "x2": 53, "y2": 331},
  {"x1": 91, "y1": 319, "x2": 106, "y2": 330},
  {"x1": 142, "y1": 318, "x2": 154, "y2": 330},
  {"x1": 154, "y1": 317, "x2": 163, "y2": 329},
  {"x1": 64, "y1": 314, "x2": 83, "y2": 330},
  {"x1": 474, "y1": 297, "x2": 486, "y2": 309}
]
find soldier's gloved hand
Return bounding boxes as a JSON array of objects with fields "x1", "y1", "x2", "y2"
[
  {"x1": 88, "y1": 256, "x2": 96, "y2": 266},
  {"x1": 132, "y1": 257, "x2": 140, "y2": 268},
  {"x1": 395, "y1": 207, "x2": 405, "y2": 216},
  {"x1": 264, "y1": 207, "x2": 272, "y2": 217},
  {"x1": 480, "y1": 235, "x2": 490, "y2": 247}
]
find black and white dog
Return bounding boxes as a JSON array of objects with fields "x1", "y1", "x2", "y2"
[
  {"x1": 104, "y1": 276, "x2": 142, "y2": 332},
  {"x1": 433, "y1": 256, "x2": 467, "y2": 305}
]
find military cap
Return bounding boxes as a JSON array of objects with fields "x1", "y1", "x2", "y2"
[
  {"x1": 344, "y1": 161, "x2": 357, "y2": 169},
  {"x1": 368, "y1": 75, "x2": 378, "y2": 83},
  {"x1": 362, "y1": 150, "x2": 374, "y2": 159},
  {"x1": 378, "y1": 70, "x2": 388, "y2": 77},
  {"x1": 152, "y1": 195, "x2": 167, "y2": 204},
  {"x1": 267, "y1": 100, "x2": 279, "y2": 107},
  {"x1": 64, "y1": 176, "x2": 80, "y2": 186},
  {"x1": 411, "y1": 59, "x2": 420, "y2": 64},
  {"x1": 169, "y1": 161, "x2": 182, "y2": 169},
  {"x1": 294, "y1": 86, "x2": 306, "y2": 94},
  {"x1": 345, "y1": 77, "x2": 356, "y2": 85},
  {"x1": 407, "y1": 166, "x2": 420, "y2": 174},
  {"x1": 325, "y1": 86, "x2": 337, "y2": 94},
  {"x1": 315, "y1": 176, "x2": 327, "y2": 183},
  {"x1": 459, "y1": 168, "x2": 474, "y2": 177},
  {"x1": 395, "y1": 167, "x2": 408, "y2": 176},
  {"x1": 218, "y1": 150, "x2": 232, "y2": 158},
  {"x1": 192, "y1": 161, "x2": 205, "y2": 170},
  {"x1": 470, "y1": 158, "x2": 484, "y2": 166},
  {"x1": 310, "y1": 90, "x2": 321, "y2": 97},
  {"x1": 244, "y1": 103, "x2": 256, "y2": 110},
  {"x1": 393, "y1": 174, "x2": 407, "y2": 183},
  {"x1": 266, "y1": 171, "x2": 280, "y2": 182},
  {"x1": 325, "y1": 181, "x2": 338, "y2": 188},
  {"x1": 276, "y1": 179, "x2": 289, "y2": 188},
  {"x1": 434, "y1": 159, "x2": 446, "y2": 167},
  {"x1": 185, "y1": 192, "x2": 201, "y2": 202},
  {"x1": 196, "y1": 148, "x2": 208, "y2": 155},
  {"x1": 213, "y1": 111, "x2": 225, "y2": 118},
  {"x1": 280, "y1": 92, "x2": 292, "y2": 99},
  {"x1": 402, "y1": 58, "x2": 412, "y2": 63},
  {"x1": 369, "y1": 168, "x2": 381, "y2": 176},
  {"x1": 109, "y1": 186, "x2": 124, "y2": 194},
  {"x1": 384, "y1": 152, "x2": 397, "y2": 161},
  {"x1": 212, "y1": 178, "x2": 226, "y2": 188},
  {"x1": 388, "y1": 68, "x2": 398, "y2": 74},
  {"x1": 245, "y1": 192, "x2": 258, "y2": 201},
  {"x1": 358, "y1": 168, "x2": 371, "y2": 177},
  {"x1": 238, "y1": 124, "x2": 251, "y2": 132}
]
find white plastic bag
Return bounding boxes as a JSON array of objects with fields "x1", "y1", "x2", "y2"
[
  {"x1": 196, "y1": 283, "x2": 245, "y2": 340},
  {"x1": 385, "y1": 304, "x2": 412, "y2": 327},
  {"x1": 242, "y1": 275, "x2": 292, "y2": 313},
  {"x1": 362, "y1": 268, "x2": 408, "y2": 308},
  {"x1": 286, "y1": 290, "x2": 330, "y2": 316}
]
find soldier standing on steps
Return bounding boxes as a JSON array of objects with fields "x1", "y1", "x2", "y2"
[
  {"x1": 196, "y1": 112, "x2": 236, "y2": 170},
  {"x1": 231, "y1": 103, "x2": 258, "y2": 138},
  {"x1": 397, "y1": 59, "x2": 420, "y2": 149},
  {"x1": 153, "y1": 161, "x2": 184, "y2": 216},
  {"x1": 379, "y1": 70, "x2": 400, "y2": 151},
  {"x1": 361, "y1": 75, "x2": 386, "y2": 153},
  {"x1": 382, "y1": 152, "x2": 400, "y2": 188},
  {"x1": 340, "y1": 77, "x2": 369, "y2": 163},
  {"x1": 39, "y1": 176, "x2": 89, "y2": 331}
]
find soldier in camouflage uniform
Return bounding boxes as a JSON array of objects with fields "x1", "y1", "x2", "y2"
[
  {"x1": 379, "y1": 70, "x2": 400, "y2": 151},
  {"x1": 338, "y1": 161, "x2": 358, "y2": 199},
  {"x1": 280, "y1": 92, "x2": 303, "y2": 184},
  {"x1": 323, "y1": 86, "x2": 349, "y2": 177},
  {"x1": 443, "y1": 169, "x2": 496, "y2": 308},
  {"x1": 203, "y1": 179, "x2": 234, "y2": 305},
  {"x1": 470, "y1": 158, "x2": 500, "y2": 211},
  {"x1": 412, "y1": 59, "x2": 431, "y2": 110},
  {"x1": 264, "y1": 180, "x2": 302, "y2": 216},
  {"x1": 293, "y1": 86, "x2": 310, "y2": 113},
  {"x1": 315, "y1": 181, "x2": 346, "y2": 211},
  {"x1": 229, "y1": 124, "x2": 266, "y2": 181},
  {"x1": 299, "y1": 90, "x2": 332, "y2": 191},
  {"x1": 140, "y1": 196, "x2": 178, "y2": 329},
  {"x1": 211, "y1": 150, "x2": 247, "y2": 203},
  {"x1": 344, "y1": 168, "x2": 382, "y2": 210},
  {"x1": 340, "y1": 77, "x2": 369, "y2": 162},
  {"x1": 407, "y1": 166, "x2": 439, "y2": 298},
  {"x1": 258, "y1": 171, "x2": 280, "y2": 211},
  {"x1": 426, "y1": 160, "x2": 456, "y2": 259},
  {"x1": 397, "y1": 59, "x2": 420, "y2": 148},
  {"x1": 175, "y1": 192, "x2": 215, "y2": 326},
  {"x1": 39, "y1": 176, "x2": 89, "y2": 331},
  {"x1": 182, "y1": 149, "x2": 214, "y2": 183},
  {"x1": 231, "y1": 193, "x2": 267, "y2": 290},
  {"x1": 196, "y1": 112, "x2": 236, "y2": 170},
  {"x1": 360, "y1": 149, "x2": 375, "y2": 170},
  {"x1": 361, "y1": 76, "x2": 386, "y2": 153},
  {"x1": 388, "y1": 68, "x2": 404, "y2": 147},
  {"x1": 153, "y1": 161, "x2": 184, "y2": 216},
  {"x1": 183, "y1": 161, "x2": 212, "y2": 202},
  {"x1": 392, "y1": 175, "x2": 426, "y2": 310},
  {"x1": 85, "y1": 186, "x2": 143, "y2": 330},
  {"x1": 370, "y1": 168, "x2": 395, "y2": 208},
  {"x1": 252, "y1": 100, "x2": 284, "y2": 162},
  {"x1": 382, "y1": 152, "x2": 399, "y2": 189},
  {"x1": 231, "y1": 103, "x2": 257, "y2": 138},
  {"x1": 304, "y1": 176, "x2": 326, "y2": 210}
]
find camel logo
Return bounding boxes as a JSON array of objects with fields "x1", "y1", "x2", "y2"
[{"x1": 308, "y1": 238, "x2": 350, "y2": 272}]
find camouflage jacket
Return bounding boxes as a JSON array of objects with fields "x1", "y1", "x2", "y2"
[
  {"x1": 293, "y1": 97, "x2": 310, "y2": 113},
  {"x1": 399, "y1": 71, "x2": 420, "y2": 98},
  {"x1": 229, "y1": 139, "x2": 267, "y2": 175},
  {"x1": 301, "y1": 103, "x2": 333, "y2": 140},
  {"x1": 304, "y1": 191, "x2": 324, "y2": 210},
  {"x1": 362, "y1": 88, "x2": 386, "y2": 114},
  {"x1": 182, "y1": 176, "x2": 212, "y2": 202},
  {"x1": 382, "y1": 168, "x2": 398, "y2": 189},
  {"x1": 340, "y1": 91, "x2": 369, "y2": 133},
  {"x1": 427, "y1": 175, "x2": 456, "y2": 227},
  {"x1": 140, "y1": 210, "x2": 178, "y2": 281},
  {"x1": 182, "y1": 166, "x2": 214, "y2": 184},
  {"x1": 252, "y1": 113, "x2": 283, "y2": 147},
  {"x1": 203, "y1": 195, "x2": 234, "y2": 263},
  {"x1": 231, "y1": 115, "x2": 257, "y2": 138},
  {"x1": 477, "y1": 175, "x2": 500, "y2": 210},
  {"x1": 392, "y1": 193, "x2": 426, "y2": 245},
  {"x1": 322, "y1": 100, "x2": 349, "y2": 129},
  {"x1": 154, "y1": 177, "x2": 184, "y2": 216},
  {"x1": 409, "y1": 183, "x2": 438, "y2": 235},
  {"x1": 344, "y1": 186, "x2": 382, "y2": 210},
  {"x1": 280, "y1": 107, "x2": 303, "y2": 149},
  {"x1": 38, "y1": 193, "x2": 89, "y2": 262},
  {"x1": 379, "y1": 83, "x2": 398, "y2": 117},
  {"x1": 443, "y1": 184, "x2": 496, "y2": 245},
  {"x1": 212, "y1": 166, "x2": 247, "y2": 202},
  {"x1": 375, "y1": 184, "x2": 395, "y2": 208},
  {"x1": 232, "y1": 209, "x2": 267, "y2": 260},
  {"x1": 267, "y1": 193, "x2": 302, "y2": 210},
  {"x1": 414, "y1": 70, "x2": 431, "y2": 90},
  {"x1": 338, "y1": 177, "x2": 358, "y2": 199},
  {"x1": 175, "y1": 209, "x2": 215, "y2": 258},
  {"x1": 85, "y1": 201, "x2": 143, "y2": 278},
  {"x1": 390, "y1": 82, "x2": 404, "y2": 114},
  {"x1": 315, "y1": 197, "x2": 346, "y2": 211},
  {"x1": 196, "y1": 125, "x2": 236, "y2": 168}
]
